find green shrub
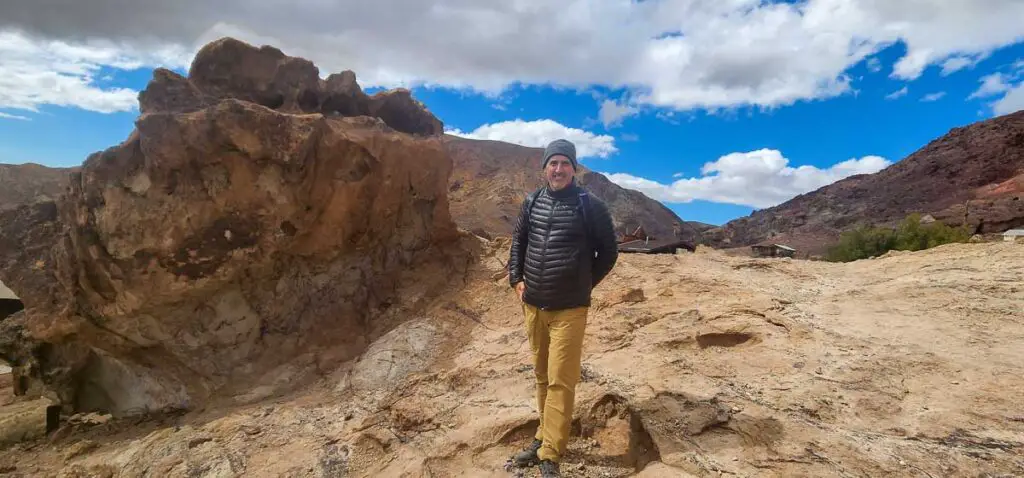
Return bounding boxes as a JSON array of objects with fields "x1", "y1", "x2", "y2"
[{"x1": 826, "y1": 214, "x2": 972, "y2": 262}]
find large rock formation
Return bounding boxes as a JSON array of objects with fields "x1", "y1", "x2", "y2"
[
  {"x1": 705, "y1": 109, "x2": 1024, "y2": 253},
  {"x1": 444, "y1": 135, "x2": 703, "y2": 243},
  {"x1": 139, "y1": 38, "x2": 443, "y2": 136},
  {"x1": 0, "y1": 37, "x2": 464, "y2": 416}
]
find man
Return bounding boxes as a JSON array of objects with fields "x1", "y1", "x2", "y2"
[{"x1": 506, "y1": 138, "x2": 619, "y2": 477}]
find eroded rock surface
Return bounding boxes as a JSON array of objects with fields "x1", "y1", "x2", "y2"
[
  {"x1": 4, "y1": 241, "x2": 1022, "y2": 477},
  {"x1": 0, "y1": 37, "x2": 461, "y2": 417}
]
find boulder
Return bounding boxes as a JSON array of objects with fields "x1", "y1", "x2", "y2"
[{"x1": 0, "y1": 38, "x2": 462, "y2": 417}]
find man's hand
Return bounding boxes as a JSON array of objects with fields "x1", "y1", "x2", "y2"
[{"x1": 515, "y1": 282, "x2": 526, "y2": 301}]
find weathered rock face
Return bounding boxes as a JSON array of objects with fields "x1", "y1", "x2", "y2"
[
  {"x1": 443, "y1": 135, "x2": 701, "y2": 243},
  {"x1": 140, "y1": 37, "x2": 443, "y2": 136},
  {"x1": 0, "y1": 37, "x2": 462, "y2": 417},
  {"x1": 706, "y1": 109, "x2": 1024, "y2": 253}
]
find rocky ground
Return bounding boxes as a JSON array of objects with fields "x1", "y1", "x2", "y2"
[{"x1": 1, "y1": 239, "x2": 1022, "y2": 477}]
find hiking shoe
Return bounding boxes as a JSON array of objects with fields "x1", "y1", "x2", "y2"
[
  {"x1": 539, "y1": 460, "x2": 560, "y2": 477},
  {"x1": 511, "y1": 438, "x2": 542, "y2": 467}
]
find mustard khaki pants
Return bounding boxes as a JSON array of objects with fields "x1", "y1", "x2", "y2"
[{"x1": 522, "y1": 302, "x2": 589, "y2": 463}]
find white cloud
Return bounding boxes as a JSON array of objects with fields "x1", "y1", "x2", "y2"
[
  {"x1": 921, "y1": 91, "x2": 946, "y2": 102},
  {"x1": 603, "y1": 149, "x2": 891, "y2": 209},
  {"x1": 447, "y1": 119, "x2": 617, "y2": 159},
  {"x1": 885, "y1": 86, "x2": 908, "y2": 100},
  {"x1": 598, "y1": 99, "x2": 639, "y2": 128},
  {"x1": 867, "y1": 57, "x2": 883, "y2": 73},
  {"x1": 970, "y1": 62, "x2": 1024, "y2": 115},
  {"x1": 940, "y1": 55, "x2": 983, "y2": 76},
  {"x1": 993, "y1": 85, "x2": 1024, "y2": 115},
  {"x1": 1, "y1": 1, "x2": 1023, "y2": 115},
  {"x1": 970, "y1": 73, "x2": 1012, "y2": 99},
  {"x1": 0, "y1": 111, "x2": 31, "y2": 121},
  {"x1": 0, "y1": 30, "x2": 190, "y2": 114}
]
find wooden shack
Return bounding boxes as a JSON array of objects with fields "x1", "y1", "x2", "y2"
[
  {"x1": 751, "y1": 243, "x2": 796, "y2": 258},
  {"x1": 618, "y1": 237, "x2": 695, "y2": 254}
]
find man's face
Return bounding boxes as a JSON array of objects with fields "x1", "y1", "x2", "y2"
[{"x1": 545, "y1": 155, "x2": 575, "y2": 190}]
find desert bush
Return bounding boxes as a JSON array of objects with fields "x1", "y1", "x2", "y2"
[{"x1": 826, "y1": 213, "x2": 972, "y2": 262}]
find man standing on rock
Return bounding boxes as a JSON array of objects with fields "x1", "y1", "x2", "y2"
[{"x1": 507, "y1": 139, "x2": 619, "y2": 476}]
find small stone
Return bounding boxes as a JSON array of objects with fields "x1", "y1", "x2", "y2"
[
  {"x1": 240, "y1": 425, "x2": 262, "y2": 436},
  {"x1": 63, "y1": 440, "x2": 100, "y2": 461},
  {"x1": 951, "y1": 381, "x2": 960, "y2": 385},
  {"x1": 188, "y1": 436, "x2": 213, "y2": 449},
  {"x1": 622, "y1": 288, "x2": 646, "y2": 303}
]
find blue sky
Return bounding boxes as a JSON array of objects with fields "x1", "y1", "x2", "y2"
[{"x1": 1, "y1": 1, "x2": 1023, "y2": 226}]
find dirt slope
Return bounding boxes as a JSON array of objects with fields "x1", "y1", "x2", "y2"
[
  {"x1": 4, "y1": 241, "x2": 1021, "y2": 477},
  {"x1": 0, "y1": 163, "x2": 75, "y2": 210},
  {"x1": 707, "y1": 109, "x2": 1024, "y2": 254}
]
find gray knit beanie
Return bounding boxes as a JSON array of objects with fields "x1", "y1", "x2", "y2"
[{"x1": 542, "y1": 139, "x2": 578, "y2": 171}]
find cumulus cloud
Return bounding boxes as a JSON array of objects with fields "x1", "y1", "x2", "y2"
[
  {"x1": 598, "y1": 99, "x2": 639, "y2": 128},
  {"x1": 0, "y1": 1, "x2": 1023, "y2": 115},
  {"x1": 940, "y1": 55, "x2": 983, "y2": 76},
  {"x1": 921, "y1": 92, "x2": 946, "y2": 102},
  {"x1": 993, "y1": 86, "x2": 1024, "y2": 115},
  {"x1": 0, "y1": 30, "x2": 190, "y2": 114},
  {"x1": 447, "y1": 119, "x2": 617, "y2": 159},
  {"x1": 603, "y1": 149, "x2": 891, "y2": 209},
  {"x1": 970, "y1": 63, "x2": 1024, "y2": 115}
]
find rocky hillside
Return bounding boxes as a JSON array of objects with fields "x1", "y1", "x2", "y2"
[
  {"x1": 705, "y1": 109, "x2": 1024, "y2": 254},
  {"x1": 444, "y1": 135, "x2": 703, "y2": 243},
  {"x1": 3, "y1": 241, "x2": 1021, "y2": 476},
  {"x1": 0, "y1": 163, "x2": 75, "y2": 210},
  {"x1": 0, "y1": 36, "x2": 466, "y2": 417}
]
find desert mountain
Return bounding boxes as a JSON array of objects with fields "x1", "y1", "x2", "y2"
[
  {"x1": 0, "y1": 163, "x2": 76, "y2": 211},
  {"x1": 444, "y1": 135, "x2": 703, "y2": 243},
  {"x1": 705, "y1": 109, "x2": 1024, "y2": 254}
]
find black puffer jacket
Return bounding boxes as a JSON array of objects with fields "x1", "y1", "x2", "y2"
[{"x1": 508, "y1": 183, "x2": 619, "y2": 310}]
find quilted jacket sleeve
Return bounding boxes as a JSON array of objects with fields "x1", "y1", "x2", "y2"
[
  {"x1": 589, "y1": 197, "x2": 618, "y2": 288},
  {"x1": 508, "y1": 197, "x2": 530, "y2": 288}
]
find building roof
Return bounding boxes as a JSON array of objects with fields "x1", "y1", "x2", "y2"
[
  {"x1": 752, "y1": 243, "x2": 796, "y2": 251},
  {"x1": 618, "y1": 238, "x2": 695, "y2": 253},
  {"x1": 0, "y1": 281, "x2": 17, "y2": 301},
  {"x1": 1003, "y1": 229, "x2": 1024, "y2": 236}
]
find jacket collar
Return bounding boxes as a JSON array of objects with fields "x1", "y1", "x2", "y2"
[{"x1": 545, "y1": 178, "x2": 579, "y2": 198}]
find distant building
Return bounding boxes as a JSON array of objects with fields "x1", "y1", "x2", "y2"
[
  {"x1": 618, "y1": 237, "x2": 695, "y2": 254},
  {"x1": 0, "y1": 280, "x2": 16, "y2": 300},
  {"x1": 751, "y1": 243, "x2": 797, "y2": 258},
  {"x1": 0, "y1": 280, "x2": 23, "y2": 320},
  {"x1": 1003, "y1": 229, "x2": 1024, "y2": 243}
]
